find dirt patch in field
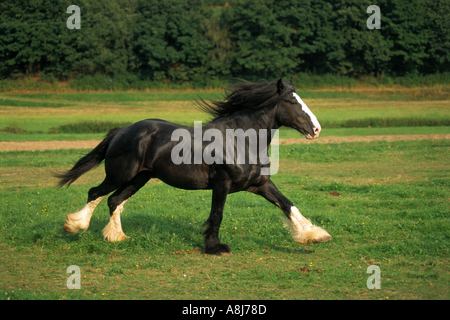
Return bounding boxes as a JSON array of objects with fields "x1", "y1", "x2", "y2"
[
  {"x1": 0, "y1": 134, "x2": 449, "y2": 152},
  {"x1": 170, "y1": 247, "x2": 203, "y2": 255},
  {"x1": 0, "y1": 140, "x2": 102, "y2": 151},
  {"x1": 279, "y1": 134, "x2": 450, "y2": 145},
  {"x1": 329, "y1": 191, "x2": 342, "y2": 197}
]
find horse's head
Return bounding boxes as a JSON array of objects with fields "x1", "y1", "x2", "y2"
[{"x1": 276, "y1": 78, "x2": 321, "y2": 140}]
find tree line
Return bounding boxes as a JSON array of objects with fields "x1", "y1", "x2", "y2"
[{"x1": 1, "y1": 0, "x2": 449, "y2": 86}]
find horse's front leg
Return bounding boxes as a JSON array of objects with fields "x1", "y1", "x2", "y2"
[
  {"x1": 203, "y1": 182, "x2": 232, "y2": 255},
  {"x1": 247, "y1": 179, "x2": 332, "y2": 245}
]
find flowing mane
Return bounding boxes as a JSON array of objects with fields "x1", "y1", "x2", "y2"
[{"x1": 197, "y1": 79, "x2": 295, "y2": 120}]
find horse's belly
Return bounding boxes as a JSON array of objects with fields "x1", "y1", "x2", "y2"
[{"x1": 151, "y1": 163, "x2": 211, "y2": 190}]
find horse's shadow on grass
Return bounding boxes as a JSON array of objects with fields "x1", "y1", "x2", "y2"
[
  {"x1": 28, "y1": 213, "x2": 315, "y2": 254},
  {"x1": 73, "y1": 212, "x2": 316, "y2": 254}
]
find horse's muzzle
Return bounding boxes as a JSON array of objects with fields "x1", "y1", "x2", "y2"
[{"x1": 305, "y1": 126, "x2": 321, "y2": 140}]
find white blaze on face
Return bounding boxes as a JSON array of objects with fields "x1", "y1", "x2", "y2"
[{"x1": 293, "y1": 93, "x2": 321, "y2": 136}]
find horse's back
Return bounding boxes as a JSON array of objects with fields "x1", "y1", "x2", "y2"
[
  {"x1": 103, "y1": 119, "x2": 210, "y2": 189},
  {"x1": 106, "y1": 119, "x2": 183, "y2": 155},
  {"x1": 103, "y1": 119, "x2": 173, "y2": 180}
]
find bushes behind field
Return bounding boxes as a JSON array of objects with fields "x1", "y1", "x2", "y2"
[
  {"x1": 48, "y1": 121, "x2": 132, "y2": 134},
  {"x1": 1, "y1": 0, "x2": 449, "y2": 88},
  {"x1": 323, "y1": 117, "x2": 450, "y2": 128}
]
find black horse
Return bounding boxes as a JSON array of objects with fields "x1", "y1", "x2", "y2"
[{"x1": 55, "y1": 78, "x2": 331, "y2": 255}]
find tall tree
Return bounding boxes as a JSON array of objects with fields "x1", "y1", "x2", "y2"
[
  {"x1": 132, "y1": 0, "x2": 212, "y2": 83},
  {"x1": 220, "y1": 0, "x2": 314, "y2": 79},
  {"x1": 0, "y1": 0, "x2": 74, "y2": 78},
  {"x1": 423, "y1": 0, "x2": 450, "y2": 73}
]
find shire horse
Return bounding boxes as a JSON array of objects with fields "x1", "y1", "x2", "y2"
[{"x1": 54, "y1": 78, "x2": 331, "y2": 255}]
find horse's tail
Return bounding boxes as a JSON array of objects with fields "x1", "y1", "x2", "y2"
[{"x1": 53, "y1": 128, "x2": 122, "y2": 188}]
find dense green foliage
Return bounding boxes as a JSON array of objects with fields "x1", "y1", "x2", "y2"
[
  {"x1": 48, "y1": 121, "x2": 133, "y2": 134},
  {"x1": 1, "y1": 0, "x2": 449, "y2": 85}
]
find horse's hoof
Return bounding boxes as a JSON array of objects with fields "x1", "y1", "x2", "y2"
[
  {"x1": 205, "y1": 243, "x2": 231, "y2": 255},
  {"x1": 63, "y1": 212, "x2": 89, "y2": 234},
  {"x1": 312, "y1": 234, "x2": 332, "y2": 243},
  {"x1": 310, "y1": 226, "x2": 332, "y2": 244},
  {"x1": 103, "y1": 232, "x2": 130, "y2": 243},
  {"x1": 63, "y1": 222, "x2": 79, "y2": 234},
  {"x1": 102, "y1": 226, "x2": 130, "y2": 242}
]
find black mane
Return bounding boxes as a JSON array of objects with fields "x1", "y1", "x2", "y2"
[{"x1": 197, "y1": 79, "x2": 295, "y2": 121}]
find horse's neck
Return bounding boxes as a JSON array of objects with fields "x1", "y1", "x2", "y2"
[
  {"x1": 205, "y1": 107, "x2": 279, "y2": 147},
  {"x1": 209, "y1": 106, "x2": 279, "y2": 131}
]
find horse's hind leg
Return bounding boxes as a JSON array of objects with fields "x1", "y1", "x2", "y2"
[
  {"x1": 63, "y1": 179, "x2": 118, "y2": 234},
  {"x1": 102, "y1": 171, "x2": 152, "y2": 242}
]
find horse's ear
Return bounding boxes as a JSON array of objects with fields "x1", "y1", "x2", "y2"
[
  {"x1": 290, "y1": 77, "x2": 293, "y2": 84},
  {"x1": 277, "y1": 78, "x2": 284, "y2": 93}
]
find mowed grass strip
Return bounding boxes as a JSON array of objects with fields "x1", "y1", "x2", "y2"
[
  {"x1": 0, "y1": 139, "x2": 449, "y2": 299},
  {"x1": 1, "y1": 88, "x2": 449, "y2": 139},
  {"x1": 1, "y1": 99, "x2": 449, "y2": 142}
]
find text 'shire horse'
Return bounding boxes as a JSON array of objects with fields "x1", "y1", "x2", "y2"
[{"x1": 54, "y1": 79, "x2": 332, "y2": 255}]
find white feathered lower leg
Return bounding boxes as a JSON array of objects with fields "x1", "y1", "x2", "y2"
[
  {"x1": 102, "y1": 200, "x2": 130, "y2": 242},
  {"x1": 285, "y1": 206, "x2": 332, "y2": 245},
  {"x1": 63, "y1": 196, "x2": 105, "y2": 234}
]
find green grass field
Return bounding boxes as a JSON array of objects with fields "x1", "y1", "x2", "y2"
[
  {"x1": 0, "y1": 88, "x2": 449, "y2": 300},
  {"x1": 1, "y1": 87, "x2": 450, "y2": 141}
]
